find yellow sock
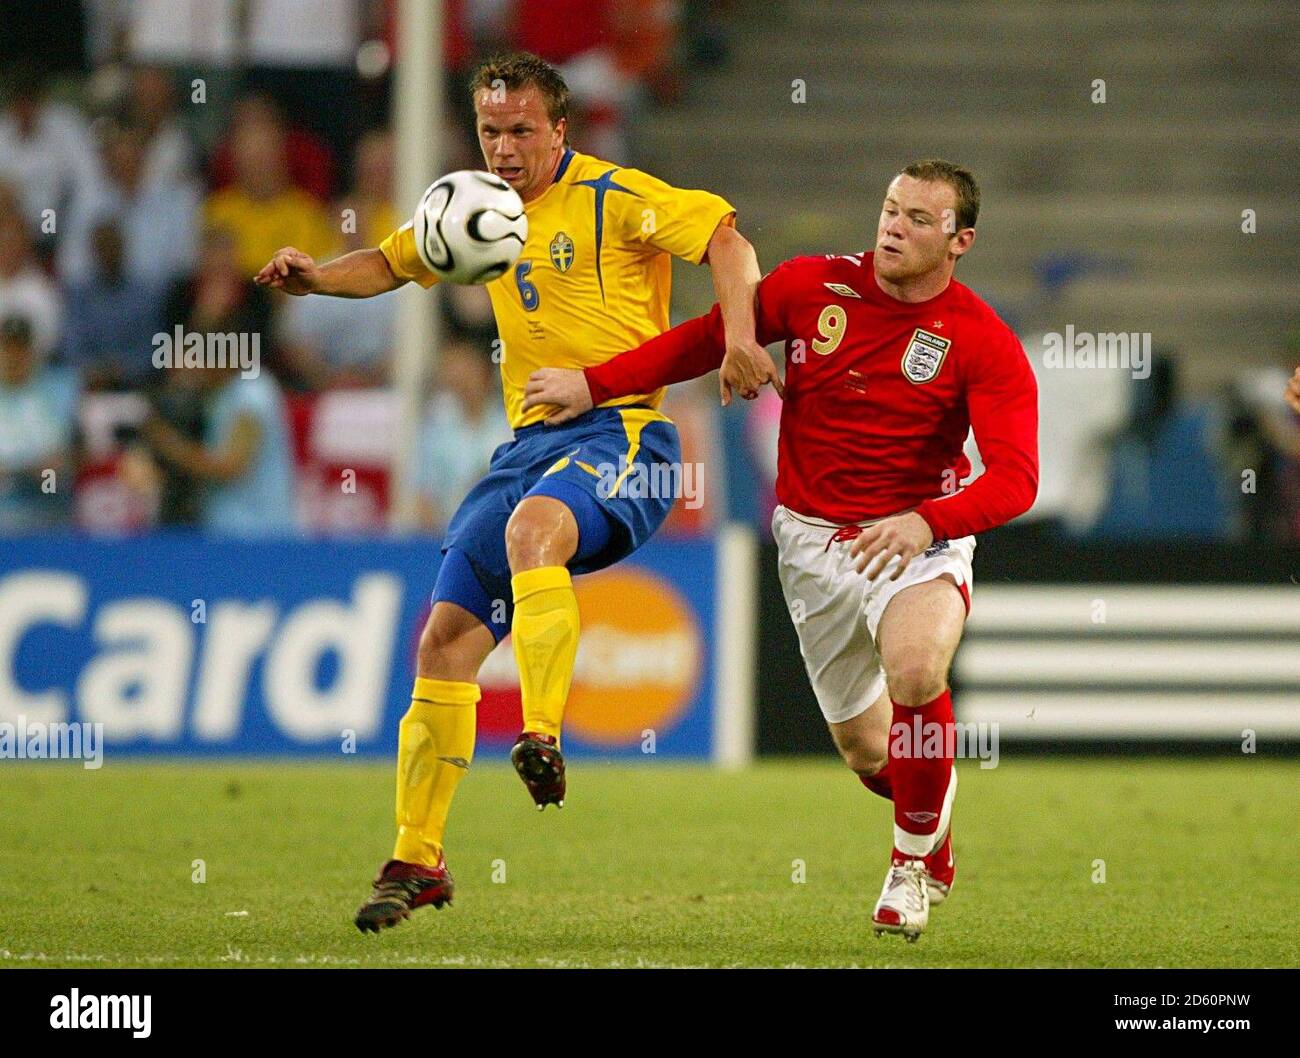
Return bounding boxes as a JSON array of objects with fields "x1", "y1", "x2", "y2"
[
  {"x1": 392, "y1": 677, "x2": 479, "y2": 866},
  {"x1": 511, "y1": 566, "x2": 580, "y2": 742}
]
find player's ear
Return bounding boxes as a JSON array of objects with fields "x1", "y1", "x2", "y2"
[{"x1": 950, "y1": 227, "x2": 976, "y2": 259}]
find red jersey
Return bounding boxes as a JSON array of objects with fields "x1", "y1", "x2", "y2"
[{"x1": 584, "y1": 251, "x2": 1039, "y2": 539}]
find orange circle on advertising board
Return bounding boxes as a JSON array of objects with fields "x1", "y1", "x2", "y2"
[{"x1": 563, "y1": 566, "x2": 702, "y2": 745}]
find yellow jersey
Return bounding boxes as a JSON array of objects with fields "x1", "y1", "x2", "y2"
[{"x1": 379, "y1": 149, "x2": 736, "y2": 428}]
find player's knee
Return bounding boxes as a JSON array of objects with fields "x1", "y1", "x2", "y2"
[
  {"x1": 841, "y1": 742, "x2": 889, "y2": 776},
  {"x1": 834, "y1": 723, "x2": 889, "y2": 775},
  {"x1": 885, "y1": 656, "x2": 949, "y2": 707},
  {"x1": 505, "y1": 497, "x2": 578, "y2": 571}
]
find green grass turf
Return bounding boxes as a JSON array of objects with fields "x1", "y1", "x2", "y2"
[{"x1": 0, "y1": 756, "x2": 1295, "y2": 968}]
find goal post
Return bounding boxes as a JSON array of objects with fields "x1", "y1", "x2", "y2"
[
  {"x1": 713, "y1": 522, "x2": 758, "y2": 767},
  {"x1": 389, "y1": 0, "x2": 443, "y2": 531}
]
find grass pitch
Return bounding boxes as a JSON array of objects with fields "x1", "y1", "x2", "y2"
[{"x1": 0, "y1": 756, "x2": 1295, "y2": 968}]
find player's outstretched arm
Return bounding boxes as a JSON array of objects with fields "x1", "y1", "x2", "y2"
[
  {"x1": 1286, "y1": 366, "x2": 1300, "y2": 413},
  {"x1": 253, "y1": 247, "x2": 405, "y2": 298},
  {"x1": 705, "y1": 223, "x2": 785, "y2": 404},
  {"x1": 522, "y1": 307, "x2": 730, "y2": 425}
]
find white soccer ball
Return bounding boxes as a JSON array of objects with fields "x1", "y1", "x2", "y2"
[{"x1": 412, "y1": 170, "x2": 527, "y2": 285}]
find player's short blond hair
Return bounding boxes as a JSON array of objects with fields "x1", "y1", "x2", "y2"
[
  {"x1": 899, "y1": 159, "x2": 980, "y2": 231},
  {"x1": 469, "y1": 52, "x2": 570, "y2": 128}
]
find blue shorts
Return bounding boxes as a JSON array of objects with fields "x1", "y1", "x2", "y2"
[{"x1": 433, "y1": 405, "x2": 681, "y2": 641}]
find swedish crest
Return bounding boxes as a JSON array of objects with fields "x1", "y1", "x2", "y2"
[
  {"x1": 901, "y1": 328, "x2": 951, "y2": 384},
  {"x1": 549, "y1": 231, "x2": 575, "y2": 273}
]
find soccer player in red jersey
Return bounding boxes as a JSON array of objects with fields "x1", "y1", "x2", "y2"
[{"x1": 522, "y1": 160, "x2": 1039, "y2": 941}]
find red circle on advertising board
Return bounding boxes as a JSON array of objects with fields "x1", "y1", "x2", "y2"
[{"x1": 476, "y1": 566, "x2": 702, "y2": 746}]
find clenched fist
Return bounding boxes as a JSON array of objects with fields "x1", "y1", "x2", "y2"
[{"x1": 719, "y1": 337, "x2": 785, "y2": 406}]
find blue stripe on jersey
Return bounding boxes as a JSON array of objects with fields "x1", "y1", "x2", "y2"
[{"x1": 575, "y1": 169, "x2": 636, "y2": 303}]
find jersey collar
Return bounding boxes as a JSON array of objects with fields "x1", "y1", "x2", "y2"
[
  {"x1": 553, "y1": 147, "x2": 576, "y2": 183},
  {"x1": 525, "y1": 148, "x2": 577, "y2": 210}
]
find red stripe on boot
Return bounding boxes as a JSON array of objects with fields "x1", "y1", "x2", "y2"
[{"x1": 889, "y1": 689, "x2": 955, "y2": 849}]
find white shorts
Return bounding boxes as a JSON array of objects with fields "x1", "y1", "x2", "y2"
[{"x1": 771, "y1": 504, "x2": 975, "y2": 725}]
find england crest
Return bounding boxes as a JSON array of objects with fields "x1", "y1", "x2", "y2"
[{"x1": 901, "y1": 328, "x2": 951, "y2": 384}]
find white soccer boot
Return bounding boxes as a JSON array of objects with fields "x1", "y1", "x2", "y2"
[{"x1": 872, "y1": 858, "x2": 930, "y2": 942}]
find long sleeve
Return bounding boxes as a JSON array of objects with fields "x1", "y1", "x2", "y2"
[
  {"x1": 584, "y1": 260, "x2": 795, "y2": 404},
  {"x1": 584, "y1": 304, "x2": 728, "y2": 404},
  {"x1": 914, "y1": 329, "x2": 1040, "y2": 539}
]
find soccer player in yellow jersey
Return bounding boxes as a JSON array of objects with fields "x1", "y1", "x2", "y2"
[{"x1": 254, "y1": 52, "x2": 779, "y2": 932}]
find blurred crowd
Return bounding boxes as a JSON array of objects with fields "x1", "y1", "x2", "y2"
[
  {"x1": 0, "y1": 0, "x2": 730, "y2": 536},
  {"x1": 1, "y1": 0, "x2": 1297, "y2": 543}
]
